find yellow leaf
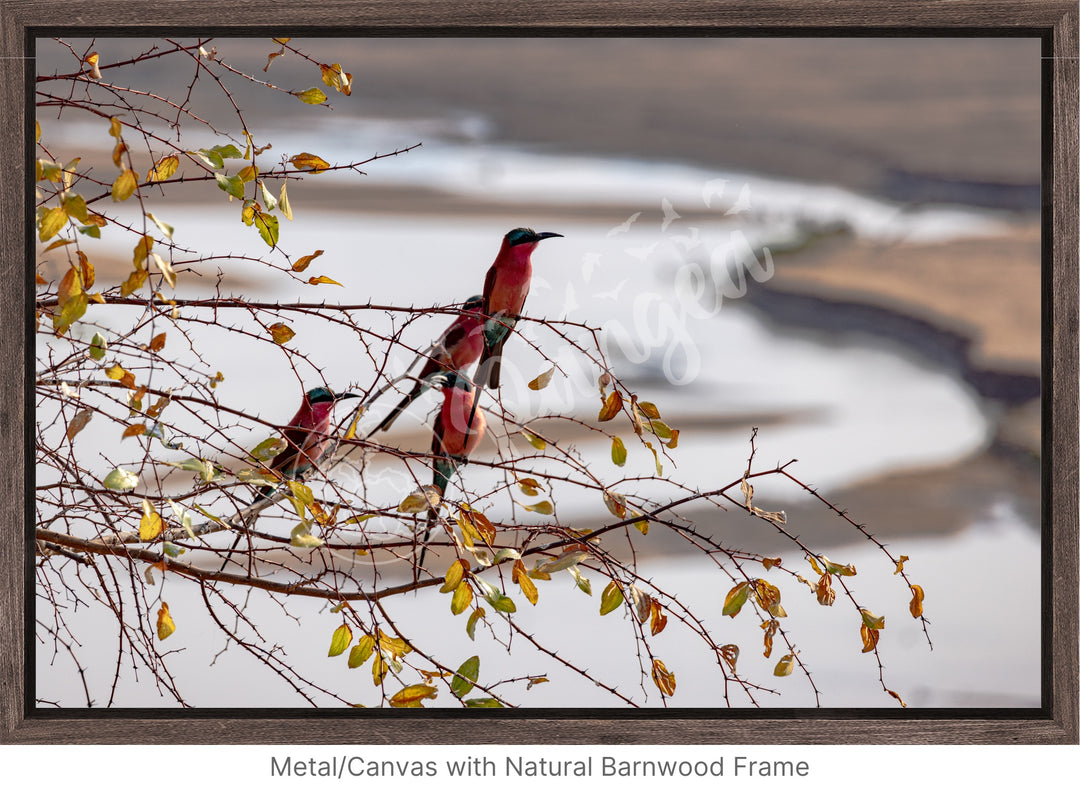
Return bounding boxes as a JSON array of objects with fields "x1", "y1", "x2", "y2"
[
  {"x1": 320, "y1": 62, "x2": 353, "y2": 95},
  {"x1": 292, "y1": 249, "x2": 324, "y2": 272},
  {"x1": 441, "y1": 559, "x2": 468, "y2": 594},
  {"x1": 516, "y1": 477, "x2": 542, "y2": 496},
  {"x1": 237, "y1": 164, "x2": 258, "y2": 183},
  {"x1": 909, "y1": 584, "x2": 925, "y2": 618},
  {"x1": 774, "y1": 653, "x2": 795, "y2": 676},
  {"x1": 295, "y1": 87, "x2": 328, "y2": 105},
  {"x1": 289, "y1": 152, "x2": 330, "y2": 173},
  {"x1": 398, "y1": 486, "x2": 441, "y2": 514},
  {"x1": 348, "y1": 635, "x2": 375, "y2": 668},
  {"x1": 156, "y1": 602, "x2": 175, "y2": 640},
  {"x1": 139, "y1": 508, "x2": 163, "y2": 541},
  {"x1": 328, "y1": 623, "x2": 352, "y2": 657},
  {"x1": 528, "y1": 366, "x2": 555, "y2": 390},
  {"x1": 108, "y1": 116, "x2": 123, "y2": 139},
  {"x1": 146, "y1": 154, "x2": 179, "y2": 183},
  {"x1": 62, "y1": 193, "x2": 88, "y2": 223},
  {"x1": 38, "y1": 207, "x2": 68, "y2": 241},
  {"x1": 598, "y1": 390, "x2": 623, "y2": 422},
  {"x1": 278, "y1": 181, "x2": 293, "y2": 220},
  {"x1": 112, "y1": 141, "x2": 127, "y2": 168},
  {"x1": 521, "y1": 500, "x2": 553, "y2": 515},
  {"x1": 762, "y1": 556, "x2": 782, "y2": 570},
  {"x1": 133, "y1": 234, "x2": 154, "y2": 268},
  {"x1": 611, "y1": 436, "x2": 627, "y2": 467},
  {"x1": 637, "y1": 400, "x2": 661, "y2": 419},
  {"x1": 451, "y1": 580, "x2": 473, "y2": 615},
  {"x1": 268, "y1": 322, "x2": 295, "y2": 344},
  {"x1": 815, "y1": 573, "x2": 836, "y2": 606},
  {"x1": 651, "y1": 659, "x2": 676, "y2": 696},
  {"x1": 894, "y1": 555, "x2": 909, "y2": 574},
  {"x1": 599, "y1": 580, "x2": 623, "y2": 616},
  {"x1": 389, "y1": 683, "x2": 437, "y2": 708},
  {"x1": 153, "y1": 253, "x2": 177, "y2": 290},
  {"x1": 513, "y1": 560, "x2": 538, "y2": 606},
  {"x1": 307, "y1": 274, "x2": 343, "y2": 287},
  {"x1": 520, "y1": 430, "x2": 546, "y2": 450},
  {"x1": 120, "y1": 268, "x2": 149, "y2": 297},
  {"x1": 111, "y1": 168, "x2": 138, "y2": 202}
]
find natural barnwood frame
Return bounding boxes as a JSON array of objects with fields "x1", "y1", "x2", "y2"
[{"x1": 1, "y1": 0, "x2": 1075, "y2": 744}]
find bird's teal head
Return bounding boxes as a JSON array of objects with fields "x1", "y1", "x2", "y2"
[
  {"x1": 306, "y1": 387, "x2": 358, "y2": 405},
  {"x1": 462, "y1": 295, "x2": 484, "y2": 311},
  {"x1": 505, "y1": 228, "x2": 563, "y2": 247}
]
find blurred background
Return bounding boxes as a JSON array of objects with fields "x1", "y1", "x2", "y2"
[{"x1": 36, "y1": 37, "x2": 1042, "y2": 708}]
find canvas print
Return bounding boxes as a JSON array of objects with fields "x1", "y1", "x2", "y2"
[{"x1": 33, "y1": 37, "x2": 1041, "y2": 709}]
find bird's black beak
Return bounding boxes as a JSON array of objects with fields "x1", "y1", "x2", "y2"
[
  {"x1": 536, "y1": 232, "x2": 563, "y2": 241},
  {"x1": 334, "y1": 391, "x2": 360, "y2": 401}
]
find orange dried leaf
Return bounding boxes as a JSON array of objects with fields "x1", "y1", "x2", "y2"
[
  {"x1": 598, "y1": 390, "x2": 623, "y2": 422},
  {"x1": 291, "y1": 250, "x2": 324, "y2": 272},
  {"x1": 651, "y1": 658, "x2": 676, "y2": 696},
  {"x1": 289, "y1": 152, "x2": 330, "y2": 173},
  {"x1": 307, "y1": 275, "x2": 343, "y2": 287},
  {"x1": 909, "y1": 584, "x2": 925, "y2": 618}
]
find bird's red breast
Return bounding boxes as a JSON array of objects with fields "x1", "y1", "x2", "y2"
[{"x1": 435, "y1": 385, "x2": 486, "y2": 458}]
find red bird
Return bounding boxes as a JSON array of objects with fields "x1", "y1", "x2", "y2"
[
  {"x1": 418, "y1": 372, "x2": 487, "y2": 574},
  {"x1": 259, "y1": 386, "x2": 359, "y2": 495},
  {"x1": 479, "y1": 227, "x2": 562, "y2": 388},
  {"x1": 377, "y1": 296, "x2": 485, "y2": 432}
]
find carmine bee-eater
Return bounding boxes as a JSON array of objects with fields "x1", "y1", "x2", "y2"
[
  {"x1": 479, "y1": 227, "x2": 562, "y2": 389},
  {"x1": 222, "y1": 386, "x2": 359, "y2": 569},
  {"x1": 417, "y1": 372, "x2": 487, "y2": 575},
  {"x1": 258, "y1": 386, "x2": 361, "y2": 496},
  {"x1": 376, "y1": 296, "x2": 485, "y2": 433}
]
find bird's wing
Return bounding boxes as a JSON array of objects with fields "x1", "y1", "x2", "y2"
[{"x1": 481, "y1": 263, "x2": 497, "y2": 316}]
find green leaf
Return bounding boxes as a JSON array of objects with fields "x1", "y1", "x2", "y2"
[
  {"x1": 214, "y1": 172, "x2": 245, "y2": 200},
  {"x1": 146, "y1": 212, "x2": 175, "y2": 240},
  {"x1": 599, "y1": 581, "x2": 624, "y2": 616},
  {"x1": 451, "y1": 655, "x2": 480, "y2": 698},
  {"x1": 534, "y1": 549, "x2": 589, "y2": 574},
  {"x1": 254, "y1": 212, "x2": 279, "y2": 247},
  {"x1": 328, "y1": 623, "x2": 352, "y2": 657},
  {"x1": 466, "y1": 607, "x2": 484, "y2": 640},
  {"x1": 464, "y1": 697, "x2": 503, "y2": 709},
  {"x1": 252, "y1": 437, "x2": 287, "y2": 461},
  {"x1": 195, "y1": 144, "x2": 244, "y2": 168},
  {"x1": 295, "y1": 87, "x2": 328, "y2": 105},
  {"x1": 611, "y1": 436, "x2": 627, "y2": 467},
  {"x1": 722, "y1": 581, "x2": 751, "y2": 618},
  {"x1": 103, "y1": 467, "x2": 139, "y2": 492}
]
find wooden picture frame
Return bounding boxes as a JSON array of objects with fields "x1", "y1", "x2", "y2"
[{"x1": 2, "y1": 0, "x2": 1075, "y2": 744}]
